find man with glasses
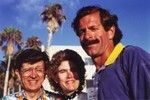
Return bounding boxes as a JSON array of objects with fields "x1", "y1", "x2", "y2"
[{"x1": 2, "y1": 49, "x2": 61, "y2": 100}]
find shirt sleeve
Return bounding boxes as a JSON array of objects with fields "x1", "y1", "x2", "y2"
[{"x1": 123, "y1": 46, "x2": 150, "y2": 99}]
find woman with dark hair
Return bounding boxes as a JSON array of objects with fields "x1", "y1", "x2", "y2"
[{"x1": 47, "y1": 49, "x2": 87, "y2": 100}]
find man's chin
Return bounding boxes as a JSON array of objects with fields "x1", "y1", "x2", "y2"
[
  {"x1": 86, "y1": 51, "x2": 94, "y2": 56},
  {"x1": 86, "y1": 50, "x2": 98, "y2": 58},
  {"x1": 84, "y1": 47, "x2": 93, "y2": 54}
]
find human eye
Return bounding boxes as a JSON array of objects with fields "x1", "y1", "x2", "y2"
[
  {"x1": 21, "y1": 68, "x2": 31, "y2": 74},
  {"x1": 36, "y1": 68, "x2": 44, "y2": 73},
  {"x1": 78, "y1": 29, "x2": 85, "y2": 36},
  {"x1": 58, "y1": 69, "x2": 67, "y2": 74},
  {"x1": 89, "y1": 26, "x2": 99, "y2": 32}
]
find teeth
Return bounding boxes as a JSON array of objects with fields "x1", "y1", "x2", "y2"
[
  {"x1": 29, "y1": 81, "x2": 36, "y2": 83},
  {"x1": 67, "y1": 80, "x2": 73, "y2": 84}
]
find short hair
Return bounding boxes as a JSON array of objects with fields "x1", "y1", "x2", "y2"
[
  {"x1": 15, "y1": 49, "x2": 49, "y2": 71},
  {"x1": 47, "y1": 49, "x2": 86, "y2": 94},
  {"x1": 72, "y1": 5, "x2": 123, "y2": 45}
]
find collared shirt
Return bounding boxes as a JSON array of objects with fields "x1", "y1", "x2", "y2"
[
  {"x1": 91, "y1": 43, "x2": 150, "y2": 100},
  {"x1": 89, "y1": 43, "x2": 124, "y2": 100},
  {"x1": 2, "y1": 89, "x2": 61, "y2": 100},
  {"x1": 104, "y1": 43, "x2": 124, "y2": 66}
]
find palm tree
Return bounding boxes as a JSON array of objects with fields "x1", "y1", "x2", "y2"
[
  {"x1": 0, "y1": 60, "x2": 6, "y2": 97},
  {"x1": 0, "y1": 58, "x2": 20, "y2": 96},
  {"x1": 41, "y1": 3, "x2": 66, "y2": 49},
  {"x1": 0, "y1": 27, "x2": 23, "y2": 96},
  {"x1": 25, "y1": 35, "x2": 42, "y2": 50}
]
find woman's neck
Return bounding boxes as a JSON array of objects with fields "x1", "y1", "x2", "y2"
[{"x1": 61, "y1": 90, "x2": 80, "y2": 99}]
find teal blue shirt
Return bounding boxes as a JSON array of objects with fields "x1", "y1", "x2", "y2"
[{"x1": 1, "y1": 89, "x2": 61, "y2": 100}]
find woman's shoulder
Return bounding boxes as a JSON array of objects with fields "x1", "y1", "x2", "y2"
[{"x1": 45, "y1": 90, "x2": 62, "y2": 99}]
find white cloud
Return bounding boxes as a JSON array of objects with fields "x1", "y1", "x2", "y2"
[
  {"x1": 14, "y1": 0, "x2": 80, "y2": 39},
  {"x1": 15, "y1": 0, "x2": 46, "y2": 32},
  {"x1": 16, "y1": 16, "x2": 26, "y2": 26},
  {"x1": 31, "y1": 20, "x2": 43, "y2": 30},
  {"x1": 48, "y1": 0, "x2": 80, "y2": 10},
  {"x1": 69, "y1": 0, "x2": 80, "y2": 8},
  {"x1": 16, "y1": 0, "x2": 44, "y2": 12}
]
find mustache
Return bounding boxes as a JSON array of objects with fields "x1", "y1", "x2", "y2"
[{"x1": 81, "y1": 39, "x2": 99, "y2": 47}]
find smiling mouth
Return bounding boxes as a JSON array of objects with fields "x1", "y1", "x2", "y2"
[
  {"x1": 29, "y1": 80, "x2": 37, "y2": 83},
  {"x1": 66, "y1": 80, "x2": 74, "y2": 84}
]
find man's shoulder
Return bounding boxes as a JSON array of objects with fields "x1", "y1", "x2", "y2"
[
  {"x1": 122, "y1": 45, "x2": 149, "y2": 56},
  {"x1": 1, "y1": 92, "x2": 18, "y2": 100},
  {"x1": 124, "y1": 45, "x2": 143, "y2": 52},
  {"x1": 2, "y1": 91, "x2": 26, "y2": 100},
  {"x1": 119, "y1": 45, "x2": 150, "y2": 64}
]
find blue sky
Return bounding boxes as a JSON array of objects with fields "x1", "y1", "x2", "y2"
[{"x1": 0, "y1": 0, "x2": 150, "y2": 60}]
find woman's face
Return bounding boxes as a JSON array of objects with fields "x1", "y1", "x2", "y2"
[{"x1": 57, "y1": 60, "x2": 80, "y2": 95}]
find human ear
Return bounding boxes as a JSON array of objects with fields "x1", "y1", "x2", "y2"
[
  {"x1": 15, "y1": 69, "x2": 21, "y2": 81},
  {"x1": 108, "y1": 25, "x2": 115, "y2": 40}
]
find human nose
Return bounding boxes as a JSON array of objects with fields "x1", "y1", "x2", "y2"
[
  {"x1": 82, "y1": 29, "x2": 93, "y2": 40},
  {"x1": 67, "y1": 71, "x2": 73, "y2": 78},
  {"x1": 29, "y1": 69, "x2": 38, "y2": 78}
]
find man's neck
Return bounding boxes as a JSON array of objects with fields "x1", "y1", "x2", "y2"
[
  {"x1": 25, "y1": 88, "x2": 43, "y2": 100},
  {"x1": 93, "y1": 43, "x2": 114, "y2": 71},
  {"x1": 93, "y1": 56, "x2": 105, "y2": 70}
]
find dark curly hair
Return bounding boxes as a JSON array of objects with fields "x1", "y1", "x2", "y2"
[
  {"x1": 47, "y1": 49, "x2": 86, "y2": 95},
  {"x1": 72, "y1": 5, "x2": 123, "y2": 45}
]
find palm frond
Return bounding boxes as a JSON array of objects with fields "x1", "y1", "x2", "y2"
[
  {"x1": 41, "y1": 3, "x2": 66, "y2": 33},
  {"x1": 0, "y1": 27, "x2": 23, "y2": 56},
  {"x1": 25, "y1": 36, "x2": 42, "y2": 50}
]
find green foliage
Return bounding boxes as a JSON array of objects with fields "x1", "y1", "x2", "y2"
[{"x1": 0, "y1": 27, "x2": 23, "y2": 56}]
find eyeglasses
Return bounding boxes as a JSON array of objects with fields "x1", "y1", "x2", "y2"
[{"x1": 21, "y1": 68, "x2": 45, "y2": 76}]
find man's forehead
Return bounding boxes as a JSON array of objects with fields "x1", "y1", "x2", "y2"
[
  {"x1": 21, "y1": 60, "x2": 45, "y2": 69},
  {"x1": 79, "y1": 12, "x2": 101, "y2": 24}
]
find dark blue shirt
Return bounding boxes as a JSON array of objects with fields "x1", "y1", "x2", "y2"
[{"x1": 95, "y1": 45, "x2": 150, "y2": 100}]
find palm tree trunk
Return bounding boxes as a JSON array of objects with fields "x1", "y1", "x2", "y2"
[
  {"x1": 46, "y1": 32, "x2": 53, "y2": 59},
  {"x1": 47, "y1": 31, "x2": 53, "y2": 48},
  {"x1": 3, "y1": 55, "x2": 11, "y2": 96}
]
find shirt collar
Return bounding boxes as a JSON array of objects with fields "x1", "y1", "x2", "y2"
[
  {"x1": 16, "y1": 88, "x2": 48, "y2": 100},
  {"x1": 104, "y1": 43, "x2": 124, "y2": 66}
]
